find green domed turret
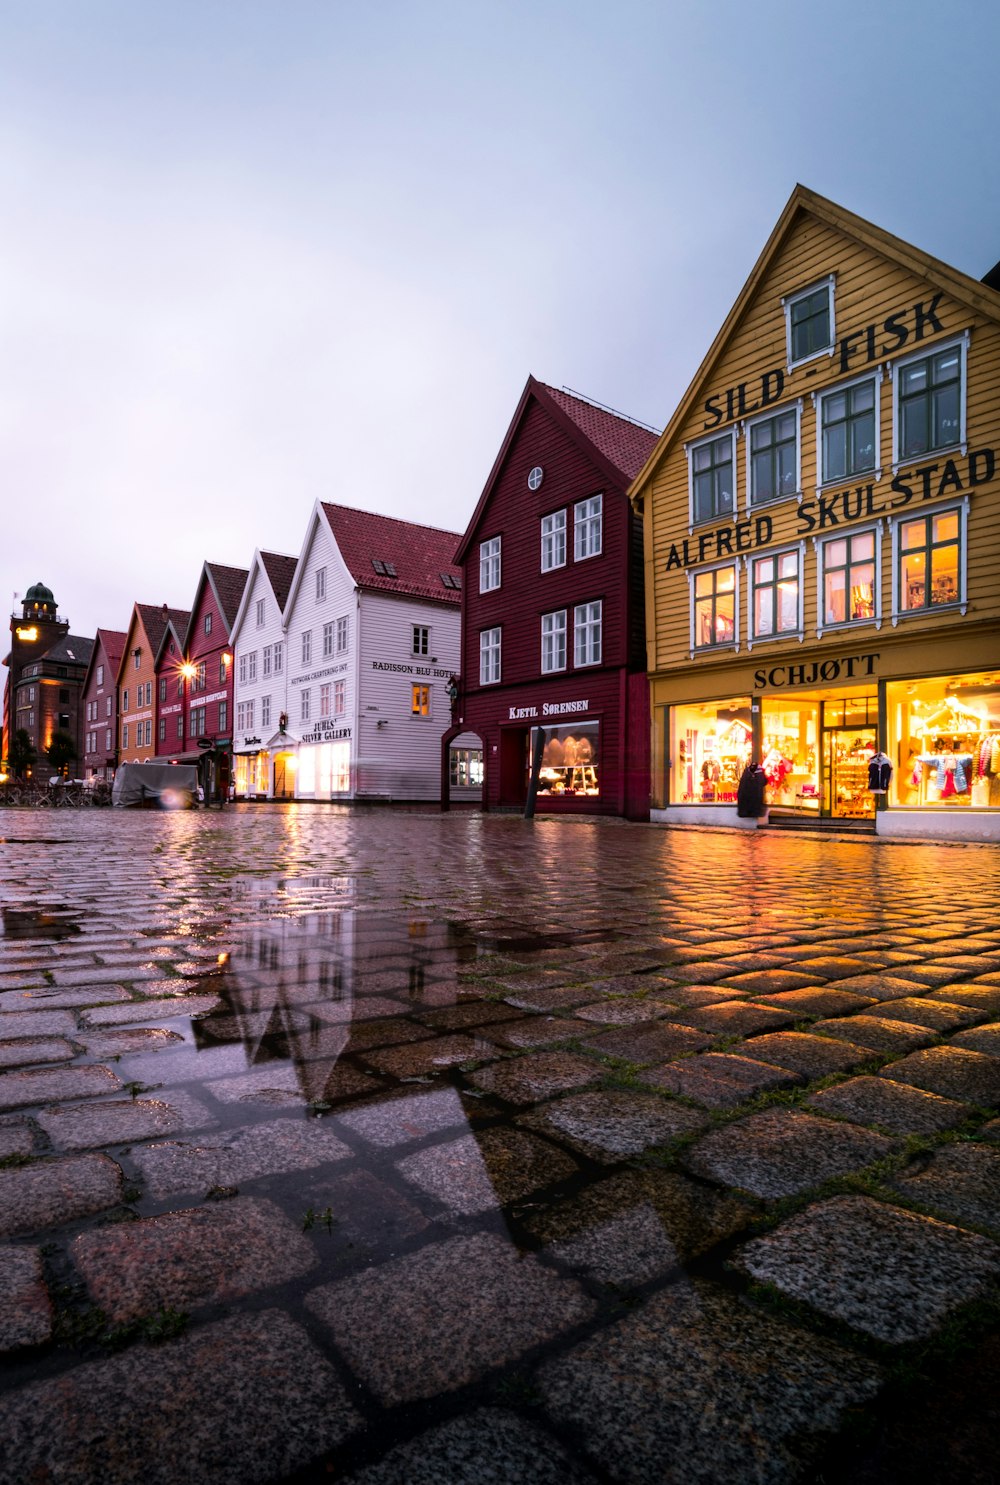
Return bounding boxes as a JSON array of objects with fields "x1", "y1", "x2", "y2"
[{"x1": 24, "y1": 581, "x2": 56, "y2": 614}]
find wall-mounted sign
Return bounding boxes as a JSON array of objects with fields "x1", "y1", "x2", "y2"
[
  {"x1": 508, "y1": 698, "x2": 590, "y2": 721},
  {"x1": 300, "y1": 725, "x2": 352, "y2": 744},
  {"x1": 15, "y1": 626, "x2": 39, "y2": 641},
  {"x1": 290, "y1": 661, "x2": 349, "y2": 686},
  {"x1": 371, "y1": 660, "x2": 454, "y2": 678},
  {"x1": 243, "y1": 735, "x2": 262, "y2": 747},
  {"x1": 754, "y1": 652, "x2": 879, "y2": 689}
]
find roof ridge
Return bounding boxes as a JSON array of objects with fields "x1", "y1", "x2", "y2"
[
  {"x1": 541, "y1": 382, "x2": 661, "y2": 434},
  {"x1": 321, "y1": 500, "x2": 461, "y2": 540}
]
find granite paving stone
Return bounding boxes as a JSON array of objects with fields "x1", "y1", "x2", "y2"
[
  {"x1": 0, "y1": 1063, "x2": 122, "y2": 1111},
  {"x1": 337, "y1": 1086, "x2": 470, "y2": 1147},
  {"x1": 306, "y1": 1231, "x2": 594, "y2": 1404},
  {"x1": 684, "y1": 1108, "x2": 894, "y2": 1198},
  {"x1": 500, "y1": 985, "x2": 600, "y2": 1013},
  {"x1": 517, "y1": 1089, "x2": 708, "y2": 1162},
  {"x1": 361, "y1": 1033, "x2": 498, "y2": 1077},
  {"x1": 0, "y1": 1310, "x2": 361, "y2": 1485},
  {"x1": 207, "y1": 1061, "x2": 378, "y2": 1105},
  {"x1": 931, "y1": 983, "x2": 1000, "y2": 1013},
  {"x1": 816, "y1": 974, "x2": 929, "y2": 1000},
  {"x1": 806, "y1": 1076, "x2": 973, "y2": 1135},
  {"x1": 36, "y1": 1090, "x2": 215, "y2": 1150},
  {"x1": 0, "y1": 1153, "x2": 123, "y2": 1236},
  {"x1": 714, "y1": 968, "x2": 821, "y2": 994},
  {"x1": 879, "y1": 1046, "x2": 1000, "y2": 1106},
  {"x1": 642, "y1": 1052, "x2": 798, "y2": 1108},
  {"x1": 740, "y1": 1031, "x2": 873, "y2": 1079},
  {"x1": 0, "y1": 1120, "x2": 35, "y2": 1160},
  {"x1": 572, "y1": 999, "x2": 668, "y2": 1024},
  {"x1": 522, "y1": 1168, "x2": 756, "y2": 1269},
  {"x1": 413, "y1": 1001, "x2": 525, "y2": 1032},
  {"x1": 736, "y1": 1195, "x2": 1000, "y2": 1343},
  {"x1": 895, "y1": 965, "x2": 981, "y2": 989},
  {"x1": 811, "y1": 1014, "x2": 938, "y2": 1054},
  {"x1": 50, "y1": 963, "x2": 163, "y2": 986},
  {"x1": 0, "y1": 986, "x2": 131, "y2": 1009},
  {"x1": 297, "y1": 1168, "x2": 430, "y2": 1251},
  {"x1": 892, "y1": 1143, "x2": 1000, "y2": 1235},
  {"x1": 79, "y1": 994, "x2": 222, "y2": 1027},
  {"x1": 794, "y1": 955, "x2": 882, "y2": 978},
  {"x1": 467, "y1": 1051, "x2": 602, "y2": 1106},
  {"x1": 341, "y1": 1408, "x2": 599, "y2": 1485},
  {"x1": 952, "y1": 1023, "x2": 1000, "y2": 1058},
  {"x1": 753, "y1": 986, "x2": 877, "y2": 1017},
  {"x1": 666, "y1": 1000, "x2": 801, "y2": 1037},
  {"x1": 77, "y1": 1026, "x2": 186, "y2": 1058},
  {"x1": 0, "y1": 1036, "x2": 77, "y2": 1069},
  {"x1": 131, "y1": 1118, "x2": 353, "y2": 1199},
  {"x1": 0, "y1": 1246, "x2": 52, "y2": 1351},
  {"x1": 546, "y1": 1200, "x2": 682, "y2": 1287},
  {"x1": 643, "y1": 982, "x2": 747, "y2": 1007},
  {"x1": 396, "y1": 1129, "x2": 577, "y2": 1214},
  {"x1": 72, "y1": 1196, "x2": 318, "y2": 1321},
  {"x1": 583, "y1": 1020, "x2": 715, "y2": 1064},
  {"x1": 864, "y1": 996, "x2": 986, "y2": 1032},
  {"x1": 487, "y1": 1015, "x2": 595, "y2": 1049},
  {"x1": 0, "y1": 1008, "x2": 78, "y2": 1038},
  {"x1": 538, "y1": 1279, "x2": 882, "y2": 1483}
]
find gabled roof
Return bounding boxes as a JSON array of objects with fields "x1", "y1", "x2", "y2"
[
  {"x1": 81, "y1": 629, "x2": 127, "y2": 695},
  {"x1": 319, "y1": 503, "x2": 462, "y2": 605},
  {"x1": 117, "y1": 604, "x2": 188, "y2": 683},
  {"x1": 33, "y1": 634, "x2": 93, "y2": 669},
  {"x1": 154, "y1": 613, "x2": 191, "y2": 669},
  {"x1": 629, "y1": 183, "x2": 1000, "y2": 499},
  {"x1": 455, "y1": 375, "x2": 659, "y2": 562},
  {"x1": 183, "y1": 561, "x2": 250, "y2": 649},
  {"x1": 260, "y1": 552, "x2": 298, "y2": 611}
]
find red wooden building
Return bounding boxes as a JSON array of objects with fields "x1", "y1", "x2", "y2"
[
  {"x1": 452, "y1": 378, "x2": 658, "y2": 818},
  {"x1": 182, "y1": 562, "x2": 249, "y2": 798},
  {"x1": 154, "y1": 613, "x2": 190, "y2": 759},
  {"x1": 81, "y1": 628, "x2": 127, "y2": 780}
]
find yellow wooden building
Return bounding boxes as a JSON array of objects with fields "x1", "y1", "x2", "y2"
[{"x1": 631, "y1": 186, "x2": 1000, "y2": 840}]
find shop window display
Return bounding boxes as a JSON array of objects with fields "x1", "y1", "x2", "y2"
[
  {"x1": 671, "y1": 700, "x2": 751, "y2": 805},
  {"x1": 530, "y1": 722, "x2": 600, "y2": 797},
  {"x1": 760, "y1": 701, "x2": 819, "y2": 810},
  {"x1": 887, "y1": 672, "x2": 1000, "y2": 809}
]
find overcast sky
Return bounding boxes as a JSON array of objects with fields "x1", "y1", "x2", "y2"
[{"x1": 3, "y1": 0, "x2": 999, "y2": 640}]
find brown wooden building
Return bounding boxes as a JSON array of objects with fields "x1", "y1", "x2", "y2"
[{"x1": 82, "y1": 629, "x2": 127, "y2": 781}]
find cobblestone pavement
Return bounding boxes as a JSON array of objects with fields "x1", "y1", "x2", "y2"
[{"x1": 2, "y1": 808, "x2": 1000, "y2": 1484}]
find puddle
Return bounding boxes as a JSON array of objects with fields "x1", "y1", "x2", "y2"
[
  {"x1": 1, "y1": 907, "x2": 83, "y2": 940},
  {"x1": 478, "y1": 927, "x2": 621, "y2": 954}
]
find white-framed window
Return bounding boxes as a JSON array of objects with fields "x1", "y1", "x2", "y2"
[
  {"x1": 261, "y1": 695, "x2": 271, "y2": 728},
  {"x1": 411, "y1": 683, "x2": 430, "y2": 717},
  {"x1": 890, "y1": 500, "x2": 967, "y2": 624},
  {"x1": 690, "y1": 562, "x2": 738, "y2": 651},
  {"x1": 218, "y1": 700, "x2": 228, "y2": 732},
  {"x1": 480, "y1": 627, "x2": 501, "y2": 684},
  {"x1": 176, "y1": 715, "x2": 183, "y2": 739},
  {"x1": 255, "y1": 597, "x2": 265, "y2": 627},
  {"x1": 541, "y1": 510, "x2": 566, "y2": 571},
  {"x1": 574, "y1": 600, "x2": 602, "y2": 666},
  {"x1": 574, "y1": 494, "x2": 602, "y2": 560},
  {"x1": 334, "y1": 679, "x2": 346, "y2": 714},
  {"x1": 123, "y1": 688, "x2": 129, "y2": 712},
  {"x1": 892, "y1": 335, "x2": 967, "y2": 467},
  {"x1": 122, "y1": 723, "x2": 129, "y2": 748},
  {"x1": 301, "y1": 688, "x2": 311, "y2": 722},
  {"x1": 687, "y1": 430, "x2": 736, "y2": 525},
  {"x1": 204, "y1": 612, "x2": 213, "y2": 635},
  {"x1": 106, "y1": 695, "x2": 112, "y2": 717},
  {"x1": 97, "y1": 664, "x2": 104, "y2": 686},
  {"x1": 106, "y1": 727, "x2": 112, "y2": 748},
  {"x1": 316, "y1": 566, "x2": 327, "y2": 602},
  {"x1": 134, "y1": 651, "x2": 141, "y2": 670},
  {"x1": 783, "y1": 275, "x2": 835, "y2": 368},
  {"x1": 480, "y1": 536, "x2": 501, "y2": 593},
  {"x1": 320, "y1": 682, "x2": 331, "y2": 717},
  {"x1": 749, "y1": 546, "x2": 803, "y2": 645},
  {"x1": 541, "y1": 610, "x2": 567, "y2": 673},
  {"x1": 239, "y1": 654, "x2": 247, "y2": 685},
  {"x1": 301, "y1": 631, "x2": 311, "y2": 666},
  {"x1": 262, "y1": 645, "x2": 272, "y2": 677},
  {"x1": 322, "y1": 622, "x2": 334, "y2": 658},
  {"x1": 412, "y1": 624, "x2": 430, "y2": 656},
  {"x1": 450, "y1": 747, "x2": 483, "y2": 788},
  {"x1": 815, "y1": 372, "x2": 881, "y2": 487},
  {"x1": 746, "y1": 403, "x2": 801, "y2": 507},
  {"x1": 273, "y1": 641, "x2": 283, "y2": 673},
  {"x1": 816, "y1": 527, "x2": 880, "y2": 634},
  {"x1": 336, "y1": 616, "x2": 349, "y2": 653},
  {"x1": 190, "y1": 707, "x2": 206, "y2": 738},
  {"x1": 247, "y1": 652, "x2": 257, "y2": 683}
]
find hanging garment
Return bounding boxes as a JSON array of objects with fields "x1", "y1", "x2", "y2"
[
  {"x1": 867, "y1": 753, "x2": 893, "y2": 793},
  {"x1": 736, "y1": 763, "x2": 768, "y2": 818}
]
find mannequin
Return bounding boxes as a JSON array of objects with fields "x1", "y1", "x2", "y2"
[{"x1": 867, "y1": 750, "x2": 893, "y2": 794}]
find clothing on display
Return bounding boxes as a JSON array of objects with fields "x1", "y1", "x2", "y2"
[
  {"x1": 867, "y1": 752, "x2": 893, "y2": 794},
  {"x1": 736, "y1": 762, "x2": 768, "y2": 818}
]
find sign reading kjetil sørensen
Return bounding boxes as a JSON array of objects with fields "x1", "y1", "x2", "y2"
[{"x1": 507, "y1": 699, "x2": 590, "y2": 721}]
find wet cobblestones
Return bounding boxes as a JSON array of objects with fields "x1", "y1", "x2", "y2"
[{"x1": 1, "y1": 808, "x2": 1000, "y2": 1482}]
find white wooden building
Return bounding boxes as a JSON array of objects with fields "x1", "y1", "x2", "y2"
[
  {"x1": 230, "y1": 549, "x2": 299, "y2": 798},
  {"x1": 233, "y1": 503, "x2": 481, "y2": 803}
]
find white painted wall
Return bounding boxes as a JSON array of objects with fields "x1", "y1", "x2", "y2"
[{"x1": 231, "y1": 556, "x2": 289, "y2": 781}]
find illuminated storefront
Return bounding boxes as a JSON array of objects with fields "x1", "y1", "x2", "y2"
[{"x1": 631, "y1": 186, "x2": 1000, "y2": 841}]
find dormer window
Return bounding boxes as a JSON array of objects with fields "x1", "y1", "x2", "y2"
[
  {"x1": 440, "y1": 572, "x2": 461, "y2": 590},
  {"x1": 783, "y1": 276, "x2": 835, "y2": 367},
  {"x1": 372, "y1": 559, "x2": 398, "y2": 577}
]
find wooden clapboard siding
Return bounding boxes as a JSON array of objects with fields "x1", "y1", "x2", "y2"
[{"x1": 635, "y1": 190, "x2": 1000, "y2": 685}]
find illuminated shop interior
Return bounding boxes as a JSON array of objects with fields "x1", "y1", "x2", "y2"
[
  {"x1": 529, "y1": 723, "x2": 600, "y2": 797},
  {"x1": 671, "y1": 700, "x2": 752, "y2": 805},
  {"x1": 887, "y1": 670, "x2": 1000, "y2": 809}
]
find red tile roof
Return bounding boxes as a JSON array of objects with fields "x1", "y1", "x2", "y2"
[
  {"x1": 205, "y1": 563, "x2": 251, "y2": 633},
  {"x1": 97, "y1": 629, "x2": 128, "y2": 676},
  {"x1": 539, "y1": 385, "x2": 659, "y2": 482},
  {"x1": 320, "y1": 504, "x2": 462, "y2": 605},
  {"x1": 260, "y1": 551, "x2": 298, "y2": 611}
]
